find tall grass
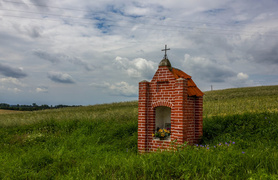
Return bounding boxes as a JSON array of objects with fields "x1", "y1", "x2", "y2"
[
  {"x1": 0, "y1": 86, "x2": 277, "y2": 179},
  {"x1": 203, "y1": 85, "x2": 278, "y2": 116}
]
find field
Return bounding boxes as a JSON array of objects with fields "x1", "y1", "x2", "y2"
[
  {"x1": 0, "y1": 85, "x2": 278, "y2": 179},
  {"x1": 0, "y1": 109, "x2": 22, "y2": 114}
]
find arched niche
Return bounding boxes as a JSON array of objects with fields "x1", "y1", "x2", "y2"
[{"x1": 155, "y1": 106, "x2": 171, "y2": 131}]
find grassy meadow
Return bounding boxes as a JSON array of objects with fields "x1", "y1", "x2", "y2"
[{"x1": 0, "y1": 85, "x2": 278, "y2": 179}]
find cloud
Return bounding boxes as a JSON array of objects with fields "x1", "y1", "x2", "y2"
[
  {"x1": 90, "y1": 81, "x2": 137, "y2": 97},
  {"x1": 29, "y1": 0, "x2": 49, "y2": 8},
  {"x1": 8, "y1": 87, "x2": 22, "y2": 93},
  {"x1": 183, "y1": 54, "x2": 236, "y2": 83},
  {"x1": 36, "y1": 86, "x2": 48, "y2": 93},
  {"x1": 0, "y1": 77, "x2": 25, "y2": 93},
  {"x1": 229, "y1": 72, "x2": 253, "y2": 87},
  {"x1": 33, "y1": 50, "x2": 94, "y2": 71},
  {"x1": 28, "y1": 27, "x2": 42, "y2": 38},
  {"x1": 243, "y1": 33, "x2": 278, "y2": 65},
  {"x1": 47, "y1": 72, "x2": 75, "y2": 84},
  {"x1": 0, "y1": 63, "x2": 27, "y2": 78},
  {"x1": 237, "y1": 72, "x2": 249, "y2": 80},
  {"x1": 0, "y1": 77, "x2": 25, "y2": 86},
  {"x1": 1, "y1": 0, "x2": 278, "y2": 105},
  {"x1": 33, "y1": 50, "x2": 60, "y2": 63},
  {"x1": 114, "y1": 56, "x2": 156, "y2": 79}
]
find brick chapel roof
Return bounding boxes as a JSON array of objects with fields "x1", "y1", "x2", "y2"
[{"x1": 171, "y1": 67, "x2": 204, "y2": 97}]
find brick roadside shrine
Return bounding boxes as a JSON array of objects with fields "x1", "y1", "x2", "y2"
[{"x1": 138, "y1": 45, "x2": 204, "y2": 153}]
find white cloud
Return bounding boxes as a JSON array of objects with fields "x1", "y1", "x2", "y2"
[
  {"x1": 114, "y1": 56, "x2": 156, "y2": 79},
  {"x1": 36, "y1": 87, "x2": 48, "y2": 93},
  {"x1": 229, "y1": 72, "x2": 253, "y2": 87},
  {"x1": 0, "y1": 77, "x2": 25, "y2": 87},
  {"x1": 237, "y1": 72, "x2": 249, "y2": 80}
]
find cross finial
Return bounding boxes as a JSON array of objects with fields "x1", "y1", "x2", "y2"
[{"x1": 161, "y1": 45, "x2": 170, "y2": 59}]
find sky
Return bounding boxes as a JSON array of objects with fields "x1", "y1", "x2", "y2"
[{"x1": 0, "y1": 0, "x2": 278, "y2": 105}]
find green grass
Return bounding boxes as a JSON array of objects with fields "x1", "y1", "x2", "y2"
[
  {"x1": 0, "y1": 86, "x2": 278, "y2": 179},
  {"x1": 203, "y1": 85, "x2": 278, "y2": 116}
]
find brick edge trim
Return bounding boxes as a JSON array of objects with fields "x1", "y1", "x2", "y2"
[{"x1": 151, "y1": 100, "x2": 174, "y2": 109}]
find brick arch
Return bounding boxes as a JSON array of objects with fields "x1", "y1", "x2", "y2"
[{"x1": 151, "y1": 101, "x2": 174, "y2": 109}]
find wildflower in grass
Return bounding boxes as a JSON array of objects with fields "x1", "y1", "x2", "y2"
[
  {"x1": 207, "y1": 147, "x2": 209, "y2": 150},
  {"x1": 242, "y1": 151, "x2": 245, "y2": 154},
  {"x1": 225, "y1": 142, "x2": 228, "y2": 145},
  {"x1": 219, "y1": 143, "x2": 222, "y2": 146},
  {"x1": 196, "y1": 144, "x2": 199, "y2": 147},
  {"x1": 233, "y1": 142, "x2": 235, "y2": 144},
  {"x1": 214, "y1": 146, "x2": 216, "y2": 148}
]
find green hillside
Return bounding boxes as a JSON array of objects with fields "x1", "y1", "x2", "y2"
[{"x1": 0, "y1": 86, "x2": 277, "y2": 179}]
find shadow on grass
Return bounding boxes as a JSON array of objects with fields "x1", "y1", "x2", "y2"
[{"x1": 201, "y1": 111, "x2": 278, "y2": 146}]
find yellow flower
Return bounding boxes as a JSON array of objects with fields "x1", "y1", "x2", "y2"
[
  {"x1": 159, "y1": 129, "x2": 163, "y2": 132},
  {"x1": 152, "y1": 134, "x2": 154, "y2": 137},
  {"x1": 161, "y1": 133, "x2": 165, "y2": 137}
]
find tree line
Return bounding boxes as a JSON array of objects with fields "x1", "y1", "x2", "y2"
[{"x1": 0, "y1": 103, "x2": 81, "y2": 111}]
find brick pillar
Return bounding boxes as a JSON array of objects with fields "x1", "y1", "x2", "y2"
[
  {"x1": 172, "y1": 78, "x2": 188, "y2": 144},
  {"x1": 147, "y1": 108, "x2": 155, "y2": 151},
  {"x1": 194, "y1": 96, "x2": 203, "y2": 144},
  {"x1": 186, "y1": 97, "x2": 195, "y2": 144},
  {"x1": 138, "y1": 80, "x2": 149, "y2": 153}
]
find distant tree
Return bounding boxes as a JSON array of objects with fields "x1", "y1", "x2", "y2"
[
  {"x1": 41, "y1": 104, "x2": 50, "y2": 110},
  {"x1": 0, "y1": 103, "x2": 10, "y2": 108}
]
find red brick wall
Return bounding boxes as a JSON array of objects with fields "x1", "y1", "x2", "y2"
[
  {"x1": 194, "y1": 96, "x2": 203, "y2": 144},
  {"x1": 138, "y1": 66, "x2": 203, "y2": 153},
  {"x1": 138, "y1": 81, "x2": 149, "y2": 153}
]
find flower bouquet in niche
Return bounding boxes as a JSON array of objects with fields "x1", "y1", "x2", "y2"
[{"x1": 153, "y1": 128, "x2": 171, "y2": 140}]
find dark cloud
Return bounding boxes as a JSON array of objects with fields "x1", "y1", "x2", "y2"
[
  {"x1": 0, "y1": 63, "x2": 27, "y2": 78},
  {"x1": 33, "y1": 50, "x2": 94, "y2": 71},
  {"x1": 236, "y1": 31, "x2": 278, "y2": 65},
  {"x1": 200, "y1": 66, "x2": 236, "y2": 83},
  {"x1": 28, "y1": 27, "x2": 42, "y2": 38},
  {"x1": 67, "y1": 56, "x2": 94, "y2": 71},
  {"x1": 33, "y1": 50, "x2": 60, "y2": 63},
  {"x1": 183, "y1": 54, "x2": 236, "y2": 83},
  {"x1": 29, "y1": 0, "x2": 49, "y2": 11},
  {"x1": 47, "y1": 72, "x2": 75, "y2": 84},
  {"x1": 249, "y1": 43, "x2": 278, "y2": 65}
]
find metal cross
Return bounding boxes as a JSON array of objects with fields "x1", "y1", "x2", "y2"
[{"x1": 162, "y1": 45, "x2": 170, "y2": 59}]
